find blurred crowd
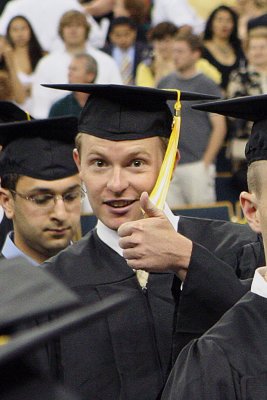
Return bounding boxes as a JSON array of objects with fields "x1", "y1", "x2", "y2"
[{"x1": 1, "y1": 0, "x2": 267, "y2": 203}]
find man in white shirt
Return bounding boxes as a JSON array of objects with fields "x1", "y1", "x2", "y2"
[
  {"x1": 31, "y1": 10, "x2": 122, "y2": 118},
  {"x1": 161, "y1": 93, "x2": 267, "y2": 400}
]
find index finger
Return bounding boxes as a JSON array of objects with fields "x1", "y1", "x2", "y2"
[{"x1": 117, "y1": 221, "x2": 135, "y2": 238}]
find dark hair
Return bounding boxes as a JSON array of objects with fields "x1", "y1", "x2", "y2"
[
  {"x1": 203, "y1": 5, "x2": 241, "y2": 48},
  {"x1": 1, "y1": 173, "x2": 21, "y2": 190},
  {"x1": 58, "y1": 10, "x2": 90, "y2": 41},
  {"x1": 123, "y1": 0, "x2": 149, "y2": 24},
  {"x1": 175, "y1": 31, "x2": 203, "y2": 53},
  {"x1": 6, "y1": 15, "x2": 44, "y2": 71},
  {"x1": 147, "y1": 22, "x2": 178, "y2": 41},
  {"x1": 109, "y1": 16, "x2": 137, "y2": 32}
]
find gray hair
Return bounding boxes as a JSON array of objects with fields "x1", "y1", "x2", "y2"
[{"x1": 73, "y1": 53, "x2": 98, "y2": 80}]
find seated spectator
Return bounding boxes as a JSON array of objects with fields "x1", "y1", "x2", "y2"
[
  {"x1": 136, "y1": 22, "x2": 221, "y2": 88},
  {"x1": 0, "y1": 34, "x2": 25, "y2": 104},
  {"x1": 5, "y1": 15, "x2": 45, "y2": 114},
  {"x1": 157, "y1": 32, "x2": 226, "y2": 207},
  {"x1": 202, "y1": 5, "x2": 246, "y2": 92},
  {"x1": 113, "y1": 0, "x2": 151, "y2": 43},
  {"x1": 151, "y1": 0, "x2": 204, "y2": 35},
  {"x1": 102, "y1": 16, "x2": 148, "y2": 85},
  {"x1": 49, "y1": 53, "x2": 97, "y2": 117},
  {"x1": 247, "y1": 0, "x2": 267, "y2": 32},
  {"x1": 235, "y1": 0, "x2": 267, "y2": 41},
  {"x1": 226, "y1": 27, "x2": 267, "y2": 191},
  {"x1": 32, "y1": 10, "x2": 122, "y2": 118}
]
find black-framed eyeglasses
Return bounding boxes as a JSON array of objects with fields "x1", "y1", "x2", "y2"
[{"x1": 10, "y1": 188, "x2": 85, "y2": 209}]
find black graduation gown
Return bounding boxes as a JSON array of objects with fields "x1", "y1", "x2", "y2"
[
  {"x1": 161, "y1": 290, "x2": 267, "y2": 400},
  {"x1": 44, "y1": 230, "x2": 175, "y2": 400},
  {"x1": 43, "y1": 217, "x2": 263, "y2": 400},
  {"x1": 171, "y1": 216, "x2": 264, "y2": 360}
]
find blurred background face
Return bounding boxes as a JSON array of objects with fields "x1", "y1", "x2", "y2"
[
  {"x1": 62, "y1": 23, "x2": 87, "y2": 47},
  {"x1": 8, "y1": 17, "x2": 31, "y2": 47},
  {"x1": 247, "y1": 37, "x2": 267, "y2": 67},
  {"x1": 68, "y1": 57, "x2": 94, "y2": 84},
  {"x1": 173, "y1": 40, "x2": 198, "y2": 72},
  {"x1": 109, "y1": 24, "x2": 137, "y2": 50},
  {"x1": 152, "y1": 36, "x2": 175, "y2": 59},
  {"x1": 211, "y1": 10, "x2": 235, "y2": 39}
]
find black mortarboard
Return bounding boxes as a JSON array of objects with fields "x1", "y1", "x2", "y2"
[
  {"x1": 0, "y1": 101, "x2": 32, "y2": 123},
  {"x1": 0, "y1": 116, "x2": 78, "y2": 179},
  {"x1": 42, "y1": 84, "x2": 220, "y2": 140},
  {"x1": 192, "y1": 94, "x2": 267, "y2": 165},
  {"x1": 0, "y1": 257, "x2": 130, "y2": 400}
]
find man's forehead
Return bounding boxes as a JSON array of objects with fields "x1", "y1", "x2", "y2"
[
  {"x1": 16, "y1": 175, "x2": 80, "y2": 191},
  {"x1": 79, "y1": 133, "x2": 162, "y2": 147}
]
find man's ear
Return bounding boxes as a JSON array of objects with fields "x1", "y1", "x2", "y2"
[
  {"x1": 240, "y1": 191, "x2": 261, "y2": 233},
  {"x1": 0, "y1": 188, "x2": 15, "y2": 220},
  {"x1": 73, "y1": 148, "x2": 81, "y2": 172}
]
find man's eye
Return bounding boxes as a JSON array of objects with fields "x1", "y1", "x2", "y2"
[
  {"x1": 32, "y1": 194, "x2": 53, "y2": 205},
  {"x1": 63, "y1": 192, "x2": 80, "y2": 202},
  {"x1": 95, "y1": 160, "x2": 105, "y2": 167},
  {"x1": 132, "y1": 160, "x2": 143, "y2": 167}
]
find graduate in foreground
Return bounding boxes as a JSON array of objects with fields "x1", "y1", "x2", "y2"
[{"x1": 161, "y1": 93, "x2": 267, "y2": 400}]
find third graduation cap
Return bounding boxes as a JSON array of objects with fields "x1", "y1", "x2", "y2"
[
  {"x1": 42, "y1": 84, "x2": 220, "y2": 140},
  {"x1": 0, "y1": 116, "x2": 78, "y2": 180},
  {"x1": 0, "y1": 101, "x2": 32, "y2": 122},
  {"x1": 0, "y1": 257, "x2": 131, "y2": 400},
  {"x1": 192, "y1": 94, "x2": 267, "y2": 165}
]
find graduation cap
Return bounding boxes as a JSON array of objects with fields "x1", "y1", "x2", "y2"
[
  {"x1": 0, "y1": 116, "x2": 78, "y2": 180},
  {"x1": 192, "y1": 94, "x2": 267, "y2": 165},
  {"x1": 41, "y1": 84, "x2": 220, "y2": 140},
  {"x1": 0, "y1": 101, "x2": 32, "y2": 123},
  {"x1": 42, "y1": 84, "x2": 220, "y2": 209},
  {"x1": 0, "y1": 257, "x2": 131, "y2": 400}
]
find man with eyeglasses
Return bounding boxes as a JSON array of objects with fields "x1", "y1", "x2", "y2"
[{"x1": 0, "y1": 116, "x2": 83, "y2": 265}]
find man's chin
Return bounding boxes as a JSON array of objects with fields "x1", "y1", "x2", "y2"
[{"x1": 103, "y1": 212, "x2": 143, "y2": 231}]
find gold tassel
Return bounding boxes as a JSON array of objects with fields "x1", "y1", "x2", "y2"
[{"x1": 149, "y1": 89, "x2": 181, "y2": 210}]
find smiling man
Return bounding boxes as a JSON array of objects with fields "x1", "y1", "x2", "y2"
[
  {"x1": 0, "y1": 116, "x2": 83, "y2": 265},
  {"x1": 39, "y1": 83, "x2": 264, "y2": 400}
]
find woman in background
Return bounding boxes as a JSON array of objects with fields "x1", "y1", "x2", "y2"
[
  {"x1": 6, "y1": 15, "x2": 44, "y2": 112},
  {"x1": 202, "y1": 5, "x2": 245, "y2": 92}
]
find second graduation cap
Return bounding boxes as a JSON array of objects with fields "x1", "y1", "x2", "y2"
[
  {"x1": 42, "y1": 84, "x2": 220, "y2": 140},
  {"x1": 0, "y1": 101, "x2": 32, "y2": 123},
  {"x1": 192, "y1": 94, "x2": 267, "y2": 165},
  {"x1": 0, "y1": 257, "x2": 131, "y2": 400},
  {"x1": 0, "y1": 116, "x2": 78, "y2": 180}
]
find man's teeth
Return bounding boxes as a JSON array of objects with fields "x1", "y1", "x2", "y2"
[{"x1": 108, "y1": 200, "x2": 132, "y2": 208}]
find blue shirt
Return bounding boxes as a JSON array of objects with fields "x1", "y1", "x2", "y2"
[{"x1": 1, "y1": 231, "x2": 39, "y2": 266}]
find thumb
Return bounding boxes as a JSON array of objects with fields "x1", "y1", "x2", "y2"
[{"x1": 140, "y1": 192, "x2": 163, "y2": 218}]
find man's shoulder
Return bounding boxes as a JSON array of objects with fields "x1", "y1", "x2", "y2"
[
  {"x1": 202, "y1": 291, "x2": 267, "y2": 369},
  {"x1": 179, "y1": 216, "x2": 259, "y2": 256},
  {"x1": 43, "y1": 233, "x2": 93, "y2": 270}
]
